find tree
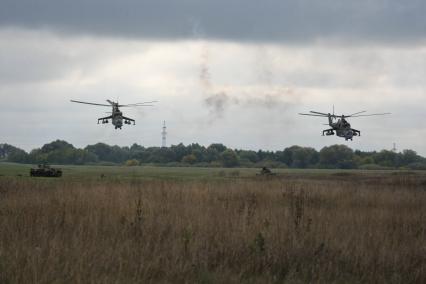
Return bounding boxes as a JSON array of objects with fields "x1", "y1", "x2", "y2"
[
  {"x1": 7, "y1": 149, "x2": 29, "y2": 163},
  {"x1": 220, "y1": 149, "x2": 239, "y2": 167},
  {"x1": 279, "y1": 146, "x2": 319, "y2": 168},
  {"x1": 41, "y1": 140, "x2": 75, "y2": 153},
  {"x1": 170, "y1": 143, "x2": 191, "y2": 162},
  {"x1": 373, "y1": 150, "x2": 398, "y2": 168},
  {"x1": 2, "y1": 140, "x2": 426, "y2": 169},
  {"x1": 205, "y1": 147, "x2": 220, "y2": 163},
  {"x1": 319, "y1": 145, "x2": 355, "y2": 169},
  {"x1": 238, "y1": 150, "x2": 259, "y2": 163},
  {"x1": 208, "y1": 143, "x2": 227, "y2": 154},
  {"x1": 85, "y1": 143, "x2": 129, "y2": 163},
  {"x1": 399, "y1": 150, "x2": 421, "y2": 166},
  {"x1": 1, "y1": 144, "x2": 29, "y2": 163},
  {"x1": 130, "y1": 143, "x2": 144, "y2": 153}
]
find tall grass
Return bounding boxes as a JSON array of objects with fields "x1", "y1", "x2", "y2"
[{"x1": 0, "y1": 174, "x2": 425, "y2": 283}]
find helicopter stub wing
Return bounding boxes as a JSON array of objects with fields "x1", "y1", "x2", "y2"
[
  {"x1": 97, "y1": 115, "x2": 113, "y2": 123},
  {"x1": 122, "y1": 116, "x2": 135, "y2": 125},
  {"x1": 122, "y1": 116, "x2": 135, "y2": 121}
]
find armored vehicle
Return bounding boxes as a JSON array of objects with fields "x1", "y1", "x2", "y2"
[
  {"x1": 30, "y1": 164, "x2": 62, "y2": 177},
  {"x1": 258, "y1": 167, "x2": 276, "y2": 176}
]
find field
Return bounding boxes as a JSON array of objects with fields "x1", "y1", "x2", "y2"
[{"x1": 0, "y1": 163, "x2": 425, "y2": 283}]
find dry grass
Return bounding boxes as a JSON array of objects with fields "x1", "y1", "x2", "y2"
[{"x1": 0, "y1": 174, "x2": 425, "y2": 283}]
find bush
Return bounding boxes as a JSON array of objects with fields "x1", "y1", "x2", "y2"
[
  {"x1": 406, "y1": 162, "x2": 426, "y2": 170},
  {"x1": 181, "y1": 154, "x2": 197, "y2": 164},
  {"x1": 125, "y1": 159, "x2": 140, "y2": 167},
  {"x1": 358, "y1": 164, "x2": 392, "y2": 170}
]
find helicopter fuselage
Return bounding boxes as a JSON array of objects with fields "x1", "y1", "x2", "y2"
[
  {"x1": 98, "y1": 103, "x2": 135, "y2": 129},
  {"x1": 323, "y1": 117, "x2": 360, "y2": 140}
]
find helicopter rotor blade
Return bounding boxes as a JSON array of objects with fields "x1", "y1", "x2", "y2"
[
  {"x1": 70, "y1": 100, "x2": 111, "y2": 107},
  {"x1": 119, "y1": 101, "x2": 158, "y2": 107},
  {"x1": 349, "y1": 113, "x2": 391, "y2": 117},
  {"x1": 106, "y1": 100, "x2": 115, "y2": 105},
  {"x1": 309, "y1": 111, "x2": 330, "y2": 116},
  {"x1": 119, "y1": 105, "x2": 154, "y2": 107},
  {"x1": 348, "y1": 110, "x2": 367, "y2": 116},
  {"x1": 299, "y1": 113, "x2": 329, "y2": 117}
]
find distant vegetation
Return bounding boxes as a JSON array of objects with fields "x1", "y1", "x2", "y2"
[{"x1": 1, "y1": 140, "x2": 426, "y2": 170}]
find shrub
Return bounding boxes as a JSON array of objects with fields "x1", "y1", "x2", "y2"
[{"x1": 125, "y1": 159, "x2": 140, "y2": 166}]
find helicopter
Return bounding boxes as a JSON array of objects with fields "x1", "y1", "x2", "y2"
[
  {"x1": 299, "y1": 107, "x2": 390, "y2": 140},
  {"x1": 70, "y1": 99, "x2": 157, "y2": 129}
]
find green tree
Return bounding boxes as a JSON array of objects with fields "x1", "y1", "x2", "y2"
[
  {"x1": 1, "y1": 144, "x2": 29, "y2": 163},
  {"x1": 208, "y1": 143, "x2": 227, "y2": 154},
  {"x1": 7, "y1": 149, "x2": 29, "y2": 163},
  {"x1": 238, "y1": 150, "x2": 259, "y2": 163},
  {"x1": 399, "y1": 150, "x2": 421, "y2": 166},
  {"x1": 170, "y1": 143, "x2": 191, "y2": 162},
  {"x1": 319, "y1": 145, "x2": 355, "y2": 169},
  {"x1": 220, "y1": 149, "x2": 239, "y2": 167},
  {"x1": 41, "y1": 140, "x2": 75, "y2": 153},
  {"x1": 278, "y1": 146, "x2": 318, "y2": 168},
  {"x1": 373, "y1": 150, "x2": 398, "y2": 167}
]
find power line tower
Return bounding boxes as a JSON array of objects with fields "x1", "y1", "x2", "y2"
[
  {"x1": 392, "y1": 143, "x2": 397, "y2": 152},
  {"x1": 161, "y1": 121, "x2": 167, "y2": 148}
]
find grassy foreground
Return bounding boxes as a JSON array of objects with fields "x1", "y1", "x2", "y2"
[{"x1": 0, "y1": 164, "x2": 425, "y2": 283}]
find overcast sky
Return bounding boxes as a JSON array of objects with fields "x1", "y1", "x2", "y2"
[{"x1": 1, "y1": 0, "x2": 426, "y2": 155}]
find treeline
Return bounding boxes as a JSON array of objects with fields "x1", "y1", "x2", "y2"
[{"x1": 1, "y1": 140, "x2": 426, "y2": 170}]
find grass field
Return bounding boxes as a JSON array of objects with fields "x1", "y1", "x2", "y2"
[{"x1": 0, "y1": 163, "x2": 425, "y2": 283}]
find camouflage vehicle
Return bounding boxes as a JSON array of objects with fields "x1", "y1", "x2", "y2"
[
  {"x1": 30, "y1": 164, "x2": 62, "y2": 177},
  {"x1": 257, "y1": 167, "x2": 276, "y2": 176}
]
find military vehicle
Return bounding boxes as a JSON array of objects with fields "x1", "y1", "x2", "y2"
[
  {"x1": 70, "y1": 99, "x2": 157, "y2": 129},
  {"x1": 258, "y1": 167, "x2": 276, "y2": 176},
  {"x1": 30, "y1": 164, "x2": 62, "y2": 177}
]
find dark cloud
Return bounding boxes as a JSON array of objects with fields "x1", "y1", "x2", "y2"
[
  {"x1": 1, "y1": 0, "x2": 426, "y2": 43},
  {"x1": 0, "y1": 42, "x2": 76, "y2": 83},
  {"x1": 0, "y1": 30, "x2": 116, "y2": 84}
]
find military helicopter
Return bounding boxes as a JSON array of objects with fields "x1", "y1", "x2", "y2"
[
  {"x1": 70, "y1": 99, "x2": 157, "y2": 129},
  {"x1": 299, "y1": 107, "x2": 390, "y2": 140}
]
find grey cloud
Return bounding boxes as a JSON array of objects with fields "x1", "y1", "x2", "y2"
[
  {"x1": 198, "y1": 43, "x2": 303, "y2": 121},
  {"x1": 204, "y1": 92, "x2": 232, "y2": 119},
  {"x1": 0, "y1": 33, "x2": 95, "y2": 84},
  {"x1": 1, "y1": 0, "x2": 426, "y2": 43},
  {"x1": 0, "y1": 43, "x2": 75, "y2": 83}
]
